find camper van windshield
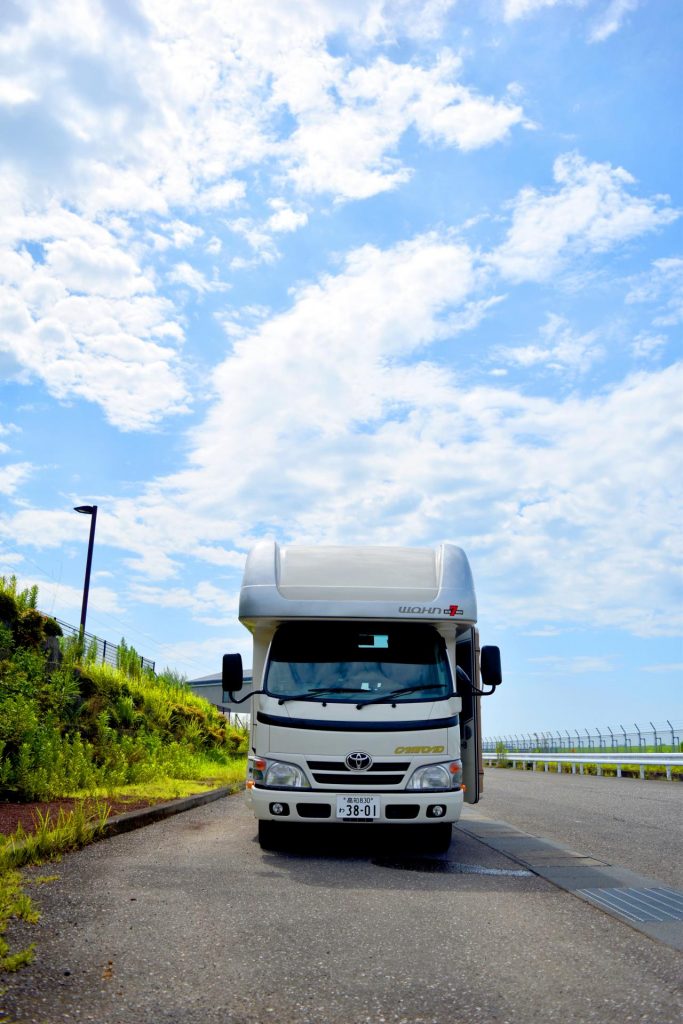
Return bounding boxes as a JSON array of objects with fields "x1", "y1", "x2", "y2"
[{"x1": 265, "y1": 622, "x2": 452, "y2": 703}]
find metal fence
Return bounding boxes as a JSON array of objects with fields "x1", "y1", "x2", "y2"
[
  {"x1": 56, "y1": 619, "x2": 155, "y2": 674},
  {"x1": 483, "y1": 720, "x2": 682, "y2": 754}
]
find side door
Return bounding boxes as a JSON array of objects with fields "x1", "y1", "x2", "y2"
[{"x1": 455, "y1": 628, "x2": 482, "y2": 803}]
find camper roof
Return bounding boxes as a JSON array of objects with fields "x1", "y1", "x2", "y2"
[{"x1": 238, "y1": 541, "x2": 477, "y2": 627}]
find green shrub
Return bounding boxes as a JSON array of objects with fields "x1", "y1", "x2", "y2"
[
  {"x1": 0, "y1": 576, "x2": 37, "y2": 613},
  {"x1": 0, "y1": 591, "x2": 18, "y2": 629},
  {"x1": 41, "y1": 617, "x2": 62, "y2": 638},
  {"x1": 0, "y1": 694, "x2": 39, "y2": 747},
  {"x1": 0, "y1": 623, "x2": 14, "y2": 660}
]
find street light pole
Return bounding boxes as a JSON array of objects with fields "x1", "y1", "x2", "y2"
[{"x1": 74, "y1": 504, "x2": 98, "y2": 635}]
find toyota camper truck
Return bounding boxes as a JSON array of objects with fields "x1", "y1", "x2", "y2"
[{"x1": 223, "y1": 541, "x2": 502, "y2": 850}]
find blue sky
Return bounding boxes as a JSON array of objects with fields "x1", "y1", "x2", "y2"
[{"x1": 0, "y1": 0, "x2": 681, "y2": 736}]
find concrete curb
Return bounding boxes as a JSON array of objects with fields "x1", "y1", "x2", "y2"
[{"x1": 101, "y1": 785, "x2": 240, "y2": 839}]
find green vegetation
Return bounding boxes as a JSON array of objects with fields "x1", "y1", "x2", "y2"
[
  {"x1": 0, "y1": 803, "x2": 111, "y2": 971},
  {"x1": 494, "y1": 740, "x2": 508, "y2": 766},
  {"x1": 0, "y1": 574, "x2": 248, "y2": 972}
]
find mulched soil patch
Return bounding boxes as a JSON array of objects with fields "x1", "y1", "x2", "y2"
[{"x1": 0, "y1": 797, "x2": 160, "y2": 838}]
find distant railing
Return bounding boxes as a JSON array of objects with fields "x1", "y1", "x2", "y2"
[
  {"x1": 56, "y1": 619, "x2": 155, "y2": 674},
  {"x1": 484, "y1": 751, "x2": 683, "y2": 782},
  {"x1": 483, "y1": 720, "x2": 682, "y2": 754}
]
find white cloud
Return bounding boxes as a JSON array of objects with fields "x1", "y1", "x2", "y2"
[
  {"x1": 228, "y1": 218, "x2": 279, "y2": 268},
  {"x1": 0, "y1": 2, "x2": 523, "y2": 221},
  {"x1": 194, "y1": 180, "x2": 247, "y2": 211},
  {"x1": 2, "y1": 222, "x2": 681, "y2": 642},
  {"x1": 0, "y1": 0, "x2": 678, "y2": 663},
  {"x1": 146, "y1": 220, "x2": 205, "y2": 253},
  {"x1": 626, "y1": 257, "x2": 683, "y2": 327},
  {"x1": 0, "y1": 572, "x2": 124, "y2": 621},
  {"x1": 44, "y1": 237, "x2": 154, "y2": 298},
  {"x1": 589, "y1": 0, "x2": 639, "y2": 43},
  {"x1": 266, "y1": 200, "x2": 309, "y2": 233},
  {"x1": 0, "y1": 77, "x2": 37, "y2": 106},
  {"x1": 0, "y1": 422, "x2": 20, "y2": 455},
  {"x1": 495, "y1": 313, "x2": 603, "y2": 374},
  {"x1": 17, "y1": 229, "x2": 669, "y2": 640},
  {"x1": 153, "y1": 634, "x2": 250, "y2": 678},
  {"x1": 130, "y1": 580, "x2": 238, "y2": 626},
  {"x1": 529, "y1": 655, "x2": 615, "y2": 674},
  {"x1": 284, "y1": 52, "x2": 526, "y2": 199},
  {"x1": 0, "y1": 207, "x2": 190, "y2": 431},
  {"x1": 0, "y1": 0, "x2": 531, "y2": 439},
  {"x1": 0, "y1": 462, "x2": 33, "y2": 495},
  {"x1": 502, "y1": 0, "x2": 639, "y2": 41},
  {"x1": 631, "y1": 333, "x2": 666, "y2": 360},
  {"x1": 492, "y1": 153, "x2": 679, "y2": 282},
  {"x1": 167, "y1": 262, "x2": 227, "y2": 294},
  {"x1": 132, "y1": 350, "x2": 682, "y2": 638},
  {"x1": 502, "y1": 0, "x2": 579, "y2": 21}
]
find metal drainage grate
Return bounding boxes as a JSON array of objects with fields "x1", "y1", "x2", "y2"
[
  {"x1": 577, "y1": 887, "x2": 683, "y2": 924},
  {"x1": 373, "y1": 858, "x2": 532, "y2": 876}
]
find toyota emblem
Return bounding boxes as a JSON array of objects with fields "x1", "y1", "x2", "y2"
[{"x1": 345, "y1": 751, "x2": 372, "y2": 772}]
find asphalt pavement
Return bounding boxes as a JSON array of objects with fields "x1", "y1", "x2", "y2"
[
  {"x1": 2, "y1": 773, "x2": 681, "y2": 1024},
  {"x1": 477, "y1": 766, "x2": 683, "y2": 890}
]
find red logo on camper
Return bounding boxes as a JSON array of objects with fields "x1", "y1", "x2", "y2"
[{"x1": 449, "y1": 605, "x2": 459, "y2": 617}]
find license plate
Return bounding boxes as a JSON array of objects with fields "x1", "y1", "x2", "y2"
[{"x1": 336, "y1": 795, "x2": 380, "y2": 820}]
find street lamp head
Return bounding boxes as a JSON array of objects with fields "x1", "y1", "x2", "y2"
[{"x1": 74, "y1": 505, "x2": 95, "y2": 515}]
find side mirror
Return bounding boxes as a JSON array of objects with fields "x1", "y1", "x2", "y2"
[
  {"x1": 222, "y1": 653, "x2": 243, "y2": 694},
  {"x1": 481, "y1": 646, "x2": 502, "y2": 689}
]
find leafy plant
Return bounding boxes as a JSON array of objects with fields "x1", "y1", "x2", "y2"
[
  {"x1": 0, "y1": 576, "x2": 38, "y2": 612},
  {"x1": 0, "y1": 592, "x2": 18, "y2": 629},
  {"x1": 495, "y1": 740, "x2": 508, "y2": 766},
  {"x1": 41, "y1": 617, "x2": 62, "y2": 638}
]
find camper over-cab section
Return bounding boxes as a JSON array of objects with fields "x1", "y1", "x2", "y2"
[{"x1": 238, "y1": 541, "x2": 478, "y2": 627}]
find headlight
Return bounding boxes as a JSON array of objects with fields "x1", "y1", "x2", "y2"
[
  {"x1": 263, "y1": 760, "x2": 310, "y2": 789},
  {"x1": 406, "y1": 761, "x2": 462, "y2": 791}
]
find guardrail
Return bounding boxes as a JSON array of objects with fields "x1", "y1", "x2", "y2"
[{"x1": 484, "y1": 752, "x2": 683, "y2": 781}]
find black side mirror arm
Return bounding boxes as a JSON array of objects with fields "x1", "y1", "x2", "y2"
[{"x1": 223, "y1": 688, "x2": 268, "y2": 705}]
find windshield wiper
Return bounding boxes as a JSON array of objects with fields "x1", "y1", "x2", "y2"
[
  {"x1": 355, "y1": 684, "x2": 447, "y2": 709},
  {"x1": 276, "y1": 687, "x2": 369, "y2": 705}
]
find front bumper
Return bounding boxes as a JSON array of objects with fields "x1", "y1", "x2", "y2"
[{"x1": 248, "y1": 785, "x2": 464, "y2": 824}]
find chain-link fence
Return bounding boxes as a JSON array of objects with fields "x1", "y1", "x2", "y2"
[
  {"x1": 483, "y1": 721, "x2": 682, "y2": 754},
  {"x1": 56, "y1": 619, "x2": 155, "y2": 674}
]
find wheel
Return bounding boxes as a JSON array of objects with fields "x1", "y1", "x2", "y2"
[{"x1": 258, "y1": 819, "x2": 283, "y2": 851}]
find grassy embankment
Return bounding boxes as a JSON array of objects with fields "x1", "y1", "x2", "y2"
[{"x1": 0, "y1": 575, "x2": 247, "y2": 972}]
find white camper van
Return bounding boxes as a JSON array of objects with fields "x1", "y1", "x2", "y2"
[{"x1": 223, "y1": 541, "x2": 502, "y2": 851}]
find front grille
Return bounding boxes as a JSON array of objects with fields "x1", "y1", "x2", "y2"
[
  {"x1": 306, "y1": 759, "x2": 411, "y2": 788},
  {"x1": 307, "y1": 761, "x2": 410, "y2": 772},
  {"x1": 312, "y1": 773, "x2": 404, "y2": 786}
]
